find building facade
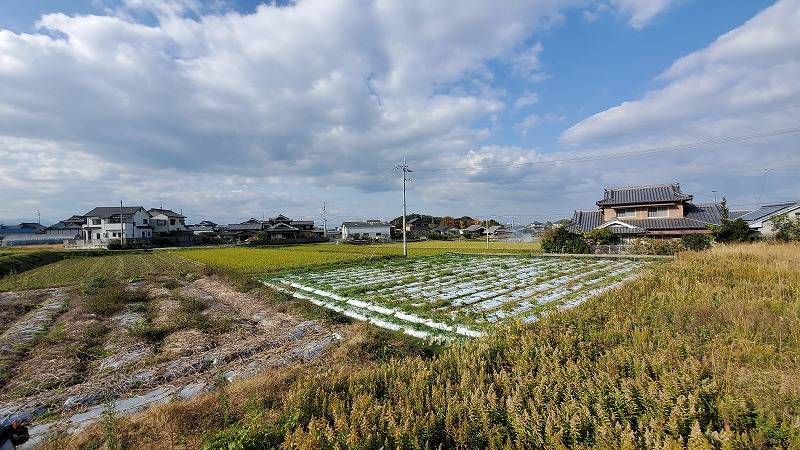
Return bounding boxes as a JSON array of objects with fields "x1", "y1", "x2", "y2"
[
  {"x1": 567, "y1": 184, "x2": 730, "y2": 241},
  {"x1": 341, "y1": 221, "x2": 391, "y2": 241},
  {"x1": 81, "y1": 207, "x2": 153, "y2": 243}
]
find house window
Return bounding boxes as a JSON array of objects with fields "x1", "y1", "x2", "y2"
[
  {"x1": 375, "y1": 232, "x2": 382, "y2": 236},
  {"x1": 96, "y1": 233, "x2": 100, "y2": 239},
  {"x1": 616, "y1": 208, "x2": 636, "y2": 218},
  {"x1": 648, "y1": 206, "x2": 670, "y2": 218},
  {"x1": 170, "y1": 219, "x2": 176, "y2": 225},
  {"x1": 112, "y1": 233, "x2": 117, "y2": 238},
  {"x1": 91, "y1": 218, "x2": 101, "y2": 225},
  {"x1": 142, "y1": 218, "x2": 148, "y2": 225},
  {"x1": 157, "y1": 220, "x2": 167, "y2": 226}
]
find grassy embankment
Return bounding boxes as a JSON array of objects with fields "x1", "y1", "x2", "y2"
[{"x1": 49, "y1": 243, "x2": 800, "y2": 449}]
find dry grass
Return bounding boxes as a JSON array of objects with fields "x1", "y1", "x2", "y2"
[{"x1": 44, "y1": 243, "x2": 800, "y2": 449}]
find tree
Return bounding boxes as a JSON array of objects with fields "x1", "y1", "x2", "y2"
[
  {"x1": 541, "y1": 226, "x2": 590, "y2": 254},
  {"x1": 771, "y1": 214, "x2": 800, "y2": 242},
  {"x1": 709, "y1": 218, "x2": 758, "y2": 243}
]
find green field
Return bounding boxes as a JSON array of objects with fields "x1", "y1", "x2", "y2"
[
  {"x1": 177, "y1": 241, "x2": 542, "y2": 274},
  {"x1": 0, "y1": 241, "x2": 541, "y2": 291},
  {"x1": 0, "y1": 252, "x2": 197, "y2": 291}
]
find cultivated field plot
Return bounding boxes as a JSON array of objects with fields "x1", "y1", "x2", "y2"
[{"x1": 263, "y1": 254, "x2": 651, "y2": 340}]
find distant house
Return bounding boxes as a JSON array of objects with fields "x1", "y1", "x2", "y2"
[
  {"x1": 18, "y1": 222, "x2": 47, "y2": 232},
  {"x1": 567, "y1": 183, "x2": 728, "y2": 242},
  {"x1": 432, "y1": 224, "x2": 457, "y2": 236},
  {"x1": 485, "y1": 225, "x2": 514, "y2": 240},
  {"x1": 341, "y1": 220, "x2": 391, "y2": 241},
  {"x1": 82, "y1": 207, "x2": 153, "y2": 243},
  {"x1": 221, "y1": 214, "x2": 323, "y2": 242},
  {"x1": 739, "y1": 202, "x2": 800, "y2": 237},
  {"x1": 47, "y1": 215, "x2": 85, "y2": 238},
  {"x1": 148, "y1": 208, "x2": 187, "y2": 236},
  {"x1": 405, "y1": 217, "x2": 428, "y2": 233},
  {"x1": 460, "y1": 224, "x2": 485, "y2": 238},
  {"x1": 219, "y1": 222, "x2": 263, "y2": 242}
]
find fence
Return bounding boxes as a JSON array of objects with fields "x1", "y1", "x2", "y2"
[{"x1": 590, "y1": 244, "x2": 635, "y2": 255}]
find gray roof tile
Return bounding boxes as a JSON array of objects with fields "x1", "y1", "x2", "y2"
[{"x1": 596, "y1": 183, "x2": 692, "y2": 206}]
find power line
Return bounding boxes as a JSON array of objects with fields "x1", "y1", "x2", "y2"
[{"x1": 422, "y1": 127, "x2": 800, "y2": 173}]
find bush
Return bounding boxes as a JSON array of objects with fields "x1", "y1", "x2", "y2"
[
  {"x1": 771, "y1": 214, "x2": 800, "y2": 242},
  {"x1": 681, "y1": 234, "x2": 712, "y2": 251},
  {"x1": 584, "y1": 227, "x2": 616, "y2": 245},
  {"x1": 107, "y1": 240, "x2": 123, "y2": 250},
  {"x1": 541, "y1": 226, "x2": 590, "y2": 254},
  {"x1": 630, "y1": 238, "x2": 684, "y2": 255}
]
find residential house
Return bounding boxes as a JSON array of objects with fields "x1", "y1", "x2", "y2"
[
  {"x1": 485, "y1": 225, "x2": 515, "y2": 240},
  {"x1": 567, "y1": 183, "x2": 728, "y2": 242},
  {"x1": 47, "y1": 215, "x2": 85, "y2": 237},
  {"x1": 405, "y1": 217, "x2": 428, "y2": 233},
  {"x1": 148, "y1": 208, "x2": 187, "y2": 236},
  {"x1": 81, "y1": 207, "x2": 153, "y2": 243},
  {"x1": 341, "y1": 220, "x2": 391, "y2": 241},
  {"x1": 739, "y1": 202, "x2": 800, "y2": 237},
  {"x1": 221, "y1": 214, "x2": 323, "y2": 242},
  {"x1": 432, "y1": 224, "x2": 458, "y2": 237},
  {"x1": 460, "y1": 224, "x2": 486, "y2": 238},
  {"x1": 219, "y1": 221, "x2": 263, "y2": 242},
  {"x1": 18, "y1": 223, "x2": 47, "y2": 232}
]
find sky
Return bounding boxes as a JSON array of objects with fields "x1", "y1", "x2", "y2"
[{"x1": 0, "y1": 0, "x2": 798, "y2": 226}]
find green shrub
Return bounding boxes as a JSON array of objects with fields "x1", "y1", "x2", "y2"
[
  {"x1": 681, "y1": 234, "x2": 712, "y2": 251},
  {"x1": 630, "y1": 238, "x2": 684, "y2": 255},
  {"x1": 771, "y1": 214, "x2": 800, "y2": 242},
  {"x1": 541, "y1": 226, "x2": 590, "y2": 254},
  {"x1": 584, "y1": 227, "x2": 616, "y2": 245}
]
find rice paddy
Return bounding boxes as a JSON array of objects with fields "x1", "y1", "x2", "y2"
[{"x1": 263, "y1": 253, "x2": 651, "y2": 339}]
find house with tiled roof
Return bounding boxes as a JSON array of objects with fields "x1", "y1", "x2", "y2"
[
  {"x1": 738, "y1": 202, "x2": 800, "y2": 237},
  {"x1": 566, "y1": 183, "x2": 731, "y2": 241}
]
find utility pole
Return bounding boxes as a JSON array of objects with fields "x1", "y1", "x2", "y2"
[
  {"x1": 120, "y1": 200, "x2": 125, "y2": 246},
  {"x1": 485, "y1": 218, "x2": 489, "y2": 250},
  {"x1": 712, "y1": 190, "x2": 718, "y2": 203},
  {"x1": 397, "y1": 158, "x2": 412, "y2": 257},
  {"x1": 36, "y1": 209, "x2": 41, "y2": 225},
  {"x1": 321, "y1": 201, "x2": 329, "y2": 238}
]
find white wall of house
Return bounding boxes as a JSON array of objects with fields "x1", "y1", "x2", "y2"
[
  {"x1": 341, "y1": 224, "x2": 390, "y2": 240},
  {"x1": 83, "y1": 209, "x2": 153, "y2": 242},
  {"x1": 150, "y1": 213, "x2": 187, "y2": 235}
]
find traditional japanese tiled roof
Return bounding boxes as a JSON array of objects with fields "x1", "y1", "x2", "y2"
[
  {"x1": 224, "y1": 222, "x2": 264, "y2": 231},
  {"x1": 463, "y1": 224, "x2": 485, "y2": 232},
  {"x1": 567, "y1": 202, "x2": 727, "y2": 234},
  {"x1": 565, "y1": 210, "x2": 602, "y2": 233},
  {"x1": 596, "y1": 183, "x2": 692, "y2": 207}
]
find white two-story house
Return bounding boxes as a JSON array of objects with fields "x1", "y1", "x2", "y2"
[
  {"x1": 148, "y1": 208, "x2": 187, "y2": 236},
  {"x1": 82, "y1": 207, "x2": 153, "y2": 243}
]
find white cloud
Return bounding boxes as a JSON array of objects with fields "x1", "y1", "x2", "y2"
[
  {"x1": 514, "y1": 91, "x2": 539, "y2": 109},
  {"x1": 609, "y1": 0, "x2": 674, "y2": 29},
  {"x1": 0, "y1": 0, "x2": 587, "y2": 220},
  {"x1": 562, "y1": 0, "x2": 800, "y2": 146}
]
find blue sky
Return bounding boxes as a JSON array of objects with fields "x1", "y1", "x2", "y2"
[{"x1": 0, "y1": 0, "x2": 797, "y2": 225}]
